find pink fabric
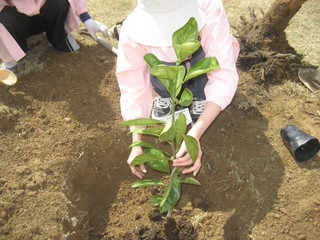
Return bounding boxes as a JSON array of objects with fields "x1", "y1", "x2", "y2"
[
  {"x1": 0, "y1": 0, "x2": 87, "y2": 62},
  {"x1": 116, "y1": 0, "x2": 240, "y2": 122},
  {"x1": 0, "y1": 24, "x2": 25, "y2": 62}
]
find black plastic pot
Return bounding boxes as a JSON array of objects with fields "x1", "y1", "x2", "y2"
[{"x1": 280, "y1": 124, "x2": 320, "y2": 162}]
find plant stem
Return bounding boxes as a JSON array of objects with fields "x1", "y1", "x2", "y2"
[
  {"x1": 166, "y1": 166, "x2": 178, "y2": 218},
  {"x1": 171, "y1": 101, "x2": 177, "y2": 159}
]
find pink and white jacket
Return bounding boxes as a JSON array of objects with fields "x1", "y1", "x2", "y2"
[
  {"x1": 0, "y1": 0, "x2": 87, "y2": 62},
  {"x1": 116, "y1": 0, "x2": 240, "y2": 122}
]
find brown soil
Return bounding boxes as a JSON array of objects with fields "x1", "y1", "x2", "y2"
[{"x1": 1, "y1": 4, "x2": 320, "y2": 240}]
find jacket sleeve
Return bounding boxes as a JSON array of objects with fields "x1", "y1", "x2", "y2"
[
  {"x1": 200, "y1": 0, "x2": 240, "y2": 110},
  {"x1": 0, "y1": 1, "x2": 6, "y2": 12},
  {"x1": 116, "y1": 22, "x2": 154, "y2": 123},
  {"x1": 68, "y1": 0, "x2": 87, "y2": 16}
]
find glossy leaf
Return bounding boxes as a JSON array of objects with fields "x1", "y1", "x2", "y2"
[
  {"x1": 150, "y1": 65, "x2": 179, "y2": 81},
  {"x1": 172, "y1": 17, "x2": 200, "y2": 65},
  {"x1": 145, "y1": 148, "x2": 171, "y2": 158},
  {"x1": 179, "y1": 88, "x2": 193, "y2": 106},
  {"x1": 175, "y1": 113, "x2": 187, "y2": 147},
  {"x1": 173, "y1": 17, "x2": 198, "y2": 44},
  {"x1": 150, "y1": 194, "x2": 164, "y2": 205},
  {"x1": 130, "y1": 126, "x2": 164, "y2": 136},
  {"x1": 184, "y1": 57, "x2": 219, "y2": 82},
  {"x1": 182, "y1": 135, "x2": 199, "y2": 162},
  {"x1": 180, "y1": 177, "x2": 201, "y2": 186},
  {"x1": 159, "y1": 120, "x2": 176, "y2": 142},
  {"x1": 147, "y1": 160, "x2": 170, "y2": 173},
  {"x1": 145, "y1": 149, "x2": 170, "y2": 173},
  {"x1": 144, "y1": 53, "x2": 161, "y2": 68},
  {"x1": 175, "y1": 66, "x2": 186, "y2": 97},
  {"x1": 130, "y1": 153, "x2": 168, "y2": 166},
  {"x1": 120, "y1": 118, "x2": 163, "y2": 126},
  {"x1": 151, "y1": 65, "x2": 179, "y2": 98},
  {"x1": 160, "y1": 172, "x2": 181, "y2": 213},
  {"x1": 175, "y1": 42, "x2": 201, "y2": 66},
  {"x1": 132, "y1": 179, "x2": 164, "y2": 188},
  {"x1": 130, "y1": 140, "x2": 158, "y2": 149}
]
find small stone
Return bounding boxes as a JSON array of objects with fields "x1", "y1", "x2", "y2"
[
  {"x1": 20, "y1": 131, "x2": 27, "y2": 137},
  {"x1": 26, "y1": 191, "x2": 37, "y2": 196},
  {"x1": 270, "y1": 213, "x2": 281, "y2": 219},
  {"x1": 63, "y1": 117, "x2": 71, "y2": 123}
]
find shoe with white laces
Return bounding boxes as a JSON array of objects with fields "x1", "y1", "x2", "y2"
[
  {"x1": 151, "y1": 97, "x2": 173, "y2": 120},
  {"x1": 190, "y1": 99, "x2": 206, "y2": 122}
]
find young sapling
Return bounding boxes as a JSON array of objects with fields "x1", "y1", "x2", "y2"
[{"x1": 120, "y1": 17, "x2": 219, "y2": 215}]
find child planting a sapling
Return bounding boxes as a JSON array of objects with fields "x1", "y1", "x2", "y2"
[{"x1": 116, "y1": 0, "x2": 240, "y2": 180}]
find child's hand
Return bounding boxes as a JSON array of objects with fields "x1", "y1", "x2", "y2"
[
  {"x1": 127, "y1": 146, "x2": 147, "y2": 179},
  {"x1": 173, "y1": 141, "x2": 202, "y2": 176}
]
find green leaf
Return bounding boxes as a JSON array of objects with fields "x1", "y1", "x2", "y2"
[
  {"x1": 150, "y1": 194, "x2": 164, "y2": 205},
  {"x1": 160, "y1": 172, "x2": 181, "y2": 213},
  {"x1": 130, "y1": 126, "x2": 164, "y2": 136},
  {"x1": 175, "y1": 66, "x2": 186, "y2": 97},
  {"x1": 130, "y1": 153, "x2": 168, "y2": 166},
  {"x1": 145, "y1": 148, "x2": 171, "y2": 158},
  {"x1": 132, "y1": 179, "x2": 164, "y2": 188},
  {"x1": 184, "y1": 57, "x2": 219, "y2": 82},
  {"x1": 151, "y1": 65, "x2": 179, "y2": 98},
  {"x1": 175, "y1": 113, "x2": 187, "y2": 147},
  {"x1": 130, "y1": 140, "x2": 158, "y2": 149},
  {"x1": 182, "y1": 135, "x2": 199, "y2": 162},
  {"x1": 120, "y1": 118, "x2": 163, "y2": 126},
  {"x1": 172, "y1": 17, "x2": 200, "y2": 65},
  {"x1": 144, "y1": 53, "x2": 161, "y2": 68},
  {"x1": 173, "y1": 17, "x2": 199, "y2": 44},
  {"x1": 175, "y1": 42, "x2": 201, "y2": 66},
  {"x1": 159, "y1": 120, "x2": 176, "y2": 142},
  {"x1": 180, "y1": 177, "x2": 201, "y2": 186},
  {"x1": 179, "y1": 88, "x2": 193, "y2": 106},
  {"x1": 151, "y1": 65, "x2": 179, "y2": 81},
  {"x1": 147, "y1": 160, "x2": 170, "y2": 173},
  {"x1": 144, "y1": 148, "x2": 170, "y2": 173}
]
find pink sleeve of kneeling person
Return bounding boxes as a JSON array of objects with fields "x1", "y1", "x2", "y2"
[
  {"x1": 0, "y1": 1, "x2": 6, "y2": 12},
  {"x1": 200, "y1": 0, "x2": 240, "y2": 110},
  {"x1": 0, "y1": 24, "x2": 25, "y2": 62},
  {"x1": 68, "y1": 0, "x2": 87, "y2": 16},
  {"x1": 116, "y1": 24, "x2": 154, "y2": 126}
]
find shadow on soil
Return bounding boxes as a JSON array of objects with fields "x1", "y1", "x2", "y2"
[
  {"x1": 62, "y1": 92, "x2": 285, "y2": 240},
  {"x1": 62, "y1": 129, "x2": 135, "y2": 239},
  {"x1": 191, "y1": 92, "x2": 285, "y2": 239}
]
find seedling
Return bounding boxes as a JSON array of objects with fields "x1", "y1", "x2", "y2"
[{"x1": 120, "y1": 17, "x2": 219, "y2": 214}]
